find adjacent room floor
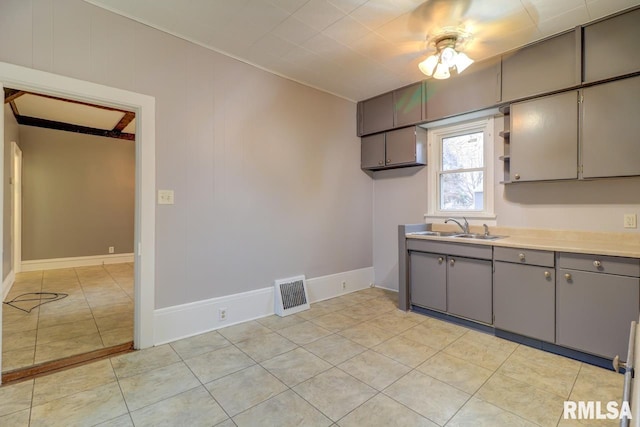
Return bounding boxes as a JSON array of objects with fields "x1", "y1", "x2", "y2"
[
  {"x1": 0, "y1": 286, "x2": 622, "y2": 426},
  {"x1": 2, "y1": 264, "x2": 134, "y2": 372}
]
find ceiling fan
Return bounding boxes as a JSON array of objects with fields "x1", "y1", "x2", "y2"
[{"x1": 406, "y1": 0, "x2": 539, "y2": 79}]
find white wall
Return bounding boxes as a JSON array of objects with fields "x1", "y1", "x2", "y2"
[
  {"x1": 0, "y1": 0, "x2": 373, "y2": 309},
  {"x1": 372, "y1": 118, "x2": 640, "y2": 290},
  {"x1": 372, "y1": 168, "x2": 427, "y2": 290},
  {"x1": 3, "y1": 105, "x2": 19, "y2": 281}
]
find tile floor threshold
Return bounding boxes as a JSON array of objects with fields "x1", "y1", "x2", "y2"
[{"x1": 2, "y1": 341, "x2": 133, "y2": 384}]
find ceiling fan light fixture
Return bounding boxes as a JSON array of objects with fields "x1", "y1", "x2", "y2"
[
  {"x1": 432, "y1": 63, "x2": 451, "y2": 79},
  {"x1": 454, "y1": 52, "x2": 474, "y2": 73},
  {"x1": 418, "y1": 33, "x2": 473, "y2": 79},
  {"x1": 418, "y1": 55, "x2": 438, "y2": 76}
]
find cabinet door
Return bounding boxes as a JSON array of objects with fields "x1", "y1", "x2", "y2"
[
  {"x1": 386, "y1": 127, "x2": 418, "y2": 167},
  {"x1": 393, "y1": 82, "x2": 424, "y2": 127},
  {"x1": 410, "y1": 252, "x2": 447, "y2": 311},
  {"x1": 502, "y1": 31, "x2": 579, "y2": 102},
  {"x1": 361, "y1": 133, "x2": 385, "y2": 169},
  {"x1": 582, "y1": 75, "x2": 640, "y2": 178},
  {"x1": 494, "y1": 262, "x2": 555, "y2": 342},
  {"x1": 447, "y1": 257, "x2": 492, "y2": 324},
  {"x1": 361, "y1": 92, "x2": 394, "y2": 136},
  {"x1": 583, "y1": 8, "x2": 640, "y2": 83},
  {"x1": 510, "y1": 91, "x2": 578, "y2": 182},
  {"x1": 425, "y1": 57, "x2": 501, "y2": 121},
  {"x1": 556, "y1": 269, "x2": 639, "y2": 360}
]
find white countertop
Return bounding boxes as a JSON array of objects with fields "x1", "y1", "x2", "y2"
[{"x1": 406, "y1": 225, "x2": 640, "y2": 258}]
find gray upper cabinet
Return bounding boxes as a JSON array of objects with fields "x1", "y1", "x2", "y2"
[
  {"x1": 583, "y1": 7, "x2": 640, "y2": 83},
  {"x1": 425, "y1": 56, "x2": 501, "y2": 121},
  {"x1": 510, "y1": 91, "x2": 578, "y2": 182},
  {"x1": 359, "y1": 92, "x2": 394, "y2": 136},
  {"x1": 361, "y1": 126, "x2": 426, "y2": 170},
  {"x1": 361, "y1": 133, "x2": 385, "y2": 169},
  {"x1": 581, "y1": 75, "x2": 640, "y2": 178},
  {"x1": 393, "y1": 82, "x2": 424, "y2": 127},
  {"x1": 502, "y1": 31, "x2": 580, "y2": 102},
  {"x1": 385, "y1": 126, "x2": 425, "y2": 167}
]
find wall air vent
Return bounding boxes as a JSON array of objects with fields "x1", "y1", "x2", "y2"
[{"x1": 274, "y1": 275, "x2": 310, "y2": 317}]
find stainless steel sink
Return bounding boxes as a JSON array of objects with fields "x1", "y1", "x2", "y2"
[{"x1": 453, "y1": 233, "x2": 506, "y2": 240}]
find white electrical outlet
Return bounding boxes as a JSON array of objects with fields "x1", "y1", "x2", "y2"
[
  {"x1": 158, "y1": 190, "x2": 175, "y2": 205},
  {"x1": 108, "y1": 246, "x2": 115, "y2": 254},
  {"x1": 218, "y1": 308, "x2": 227, "y2": 321},
  {"x1": 342, "y1": 281, "x2": 346, "y2": 290},
  {"x1": 624, "y1": 214, "x2": 637, "y2": 229}
]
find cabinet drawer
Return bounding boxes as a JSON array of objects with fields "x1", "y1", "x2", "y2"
[
  {"x1": 494, "y1": 247, "x2": 554, "y2": 267},
  {"x1": 407, "y1": 240, "x2": 492, "y2": 260},
  {"x1": 558, "y1": 253, "x2": 640, "y2": 277}
]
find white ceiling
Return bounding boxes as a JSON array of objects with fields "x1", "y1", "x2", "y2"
[
  {"x1": 85, "y1": 0, "x2": 640, "y2": 101},
  {"x1": 9, "y1": 92, "x2": 136, "y2": 135},
  {"x1": 15, "y1": 94, "x2": 126, "y2": 131}
]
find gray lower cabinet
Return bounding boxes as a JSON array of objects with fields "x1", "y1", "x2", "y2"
[
  {"x1": 583, "y1": 7, "x2": 640, "y2": 83},
  {"x1": 556, "y1": 253, "x2": 640, "y2": 360},
  {"x1": 408, "y1": 242, "x2": 492, "y2": 324},
  {"x1": 502, "y1": 30, "x2": 580, "y2": 102},
  {"x1": 494, "y1": 261, "x2": 555, "y2": 342},
  {"x1": 447, "y1": 256, "x2": 493, "y2": 324},
  {"x1": 510, "y1": 90, "x2": 578, "y2": 182},
  {"x1": 409, "y1": 252, "x2": 446, "y2": 311},
  {"x1": 581, "y1": 75, "x2": 640, "y2": 178}
]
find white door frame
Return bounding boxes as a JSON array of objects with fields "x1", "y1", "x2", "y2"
[
  {"x1": 12, "y1": 141, "x2": 21, "y2": 275},
  {"x1": 0, "y1": 62, "x2": 156, "y2": 380}
]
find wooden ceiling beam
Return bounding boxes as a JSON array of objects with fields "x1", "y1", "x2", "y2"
[
  {"x1": 4, "y1": 88, "x2": 25, "y2": 104},
  {"x1": 113, "y1": 111, "x2": 135, "y2": 132},
  {"x1": 16, "y1": 115, "x2": 135, "y2": 141}
]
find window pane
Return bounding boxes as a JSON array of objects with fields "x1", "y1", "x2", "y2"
[
  {"x1": 440, "y1": 171, "x2": 484, "y2": 211},
  {"x1": 442, "y1": 132, "x2": 484, "y2": 171}
]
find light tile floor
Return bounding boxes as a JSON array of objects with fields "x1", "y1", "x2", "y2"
[
  {"x1": 2, "y1": 264, "x2": 134, "y2": 371},
  {"x1": 0, "y1": 287, "x2": 623, "y2": 426}
]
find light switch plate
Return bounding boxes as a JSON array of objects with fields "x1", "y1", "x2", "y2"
[
  {"x1": 624, "y1": 214, "x2": 637, "y2": 229},
  {"x1": 158, "y1": 190, "x2": 175, "y2": 205}
]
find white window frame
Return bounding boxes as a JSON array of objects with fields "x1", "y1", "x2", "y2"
[{"x1": 426, "y1": 116, "x2": 495, "y2": 220}]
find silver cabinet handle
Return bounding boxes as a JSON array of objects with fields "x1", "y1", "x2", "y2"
[
  {"x1": 449, "y1": 259, "x2": 455, "y2": 266},
  {"x1": 593, "y1": 260, "x2": 602, "y2": 268},
  {"x1": 437, "y1": 257, "x2": 444, "y2": 263},
  {"x1": 514, "y1": 173, "x2": 521, "y2": 180},
  {"x1": 565, "y1": 273, "x2": 572, "y2": 280},
  {"x1": 544, "y1": 271, "x2": 551, "y2": 279},
  {"x1": 378, "y1": 160, "x2": 383, "y2": 165},
  {"x1": 518, "y1": 253, "x2": 525, "y2": 261},
  {"x1": 386, "y1": 159, "x2": 391, "y2": 163}
]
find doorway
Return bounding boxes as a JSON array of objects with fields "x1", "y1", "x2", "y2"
[
  {"x1": 2, "y1": 91, "x2": 136, "y2": 375},
  {"x1": 0, "y1": 61, "x2": 156, "y2": 383}
]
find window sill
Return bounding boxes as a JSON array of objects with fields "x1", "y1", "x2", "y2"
[{"x1": 424, "y1": 213, "x2": 497, "y2": 226}]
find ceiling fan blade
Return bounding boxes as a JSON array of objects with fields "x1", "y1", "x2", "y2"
[{"x1": 408, "y1": 0, "x2": 472, "y2": 35}]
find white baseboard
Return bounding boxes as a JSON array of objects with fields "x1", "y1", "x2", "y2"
[
  {"x1": 2, "y1": 270, "x2": 15, "y2": 300},
  {"x1": 21, "y1": 253, "x2": 135, "y2": 272},
  {"x1": 153, "y1": 266, "x2": 374, "y2": 345}
]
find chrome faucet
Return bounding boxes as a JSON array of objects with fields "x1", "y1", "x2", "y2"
[
  {"x1": 483, "y1": 224, "x2": 490, "y2": 236},
  {"x1": 445, "y1": 217, "x2": 469, "y2": 234}
]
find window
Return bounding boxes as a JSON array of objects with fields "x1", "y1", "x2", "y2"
[{"x1": 427, "y1": 117, "x2": 494, "y2": 218}]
